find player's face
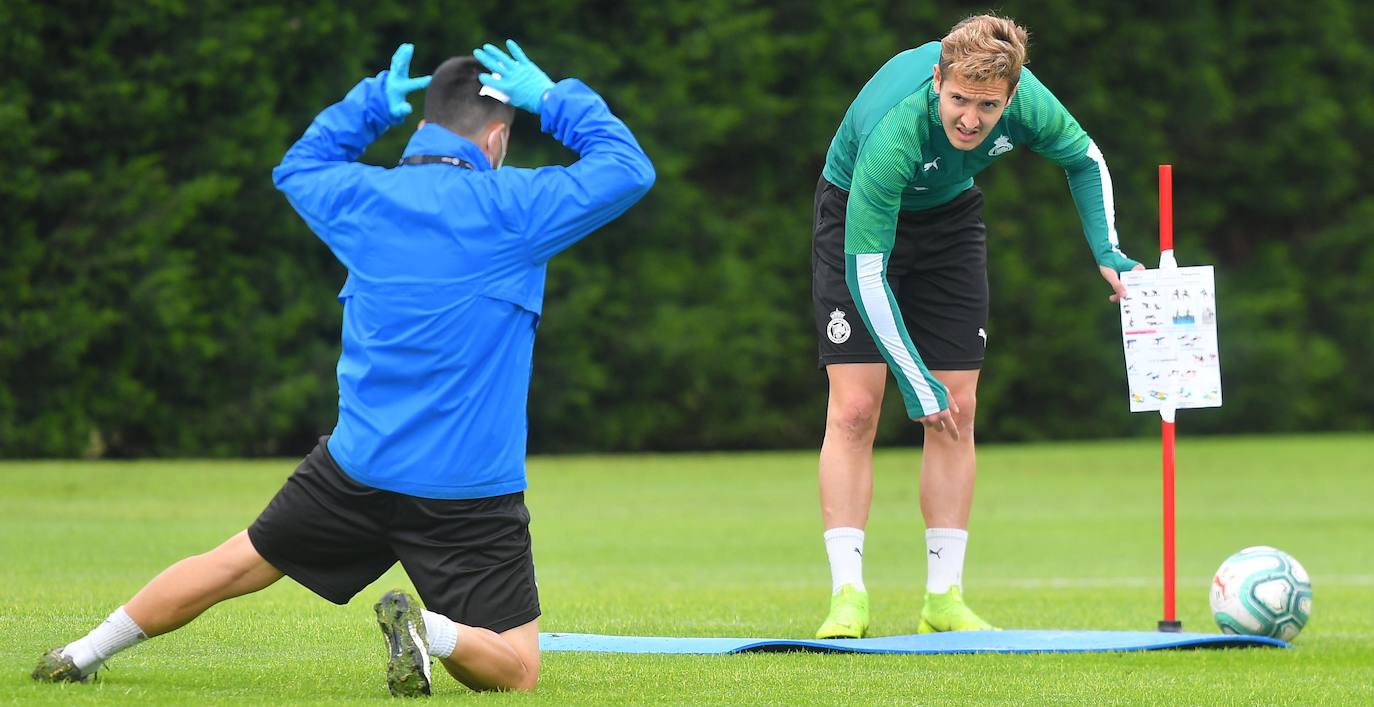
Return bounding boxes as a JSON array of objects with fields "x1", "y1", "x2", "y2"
[{"x1": 933, "y1": 66, "x2": 1014, "y2": 151}]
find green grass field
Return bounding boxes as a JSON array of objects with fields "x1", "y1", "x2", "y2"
[{"x1": 4, "y1": 434, "x2": 1372, "y2": 705}]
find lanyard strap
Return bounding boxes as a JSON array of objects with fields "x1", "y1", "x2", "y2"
[{"x1": 397, "y1": 155, "x2": 476, "y2": 170}]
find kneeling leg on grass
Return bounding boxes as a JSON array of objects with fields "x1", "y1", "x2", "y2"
[
  {"x1": 434, "y1": 612, "x2": 540, "y2": 692},
  {"x1": 375, "y1": 589, "x2": 540, "y2": 696}
]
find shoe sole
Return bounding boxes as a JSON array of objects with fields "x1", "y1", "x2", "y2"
[
  {"x1": 815, "y1": 623, "x2": 867, "y2": 639},
  {"x1": 374, "y1": 592, "x2": 432, "y2": 697},
  {"x1": 815, "y1": 631, "x2": 866, "y2": 639},
  {"x1": 918, "y1": 617, "x2": 997, "y2": 633}
]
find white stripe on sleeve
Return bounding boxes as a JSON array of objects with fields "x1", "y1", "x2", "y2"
[
  {"x1": 853, "y1": 253, "x2": 940, "y2": 415},
  {"x1": 1085, "y1": 140, "x2": 1121, "y2": 251}
]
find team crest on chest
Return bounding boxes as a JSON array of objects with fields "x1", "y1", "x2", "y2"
[
  {"x1": 988, "y1": 135, "x2": 1014, "y2": 156},
  {"x1": 827, "y1": 309, "x2": 852, "y2": 344}
]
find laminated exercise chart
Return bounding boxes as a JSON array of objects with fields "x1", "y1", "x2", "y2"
[{"x1": 1119, "y1": 266, "x2": 1222, "y2": 413}]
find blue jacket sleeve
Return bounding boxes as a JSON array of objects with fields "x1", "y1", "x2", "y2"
[
  {"x1": 499, "y1": 80, "x2": 656, "y2": 263},
  {"x1": 271, "y1": 72, "x2": 398, "y2": 260}
]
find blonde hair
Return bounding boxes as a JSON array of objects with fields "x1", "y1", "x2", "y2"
[{"x1": 939, "y1": 14, "x2": 1030, "y2": 89}]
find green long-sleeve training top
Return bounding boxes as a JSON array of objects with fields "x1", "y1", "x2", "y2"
[{"x1": 822, "y1": 41, "x2": 1137, "y2": 419}]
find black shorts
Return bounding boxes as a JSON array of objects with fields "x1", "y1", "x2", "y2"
[
  {"x1": 811, "y1": 176, "x2": 989, "y2": 369},
  {"x1": 247, "y1": 439, "x2": 540, "y2": 633}
]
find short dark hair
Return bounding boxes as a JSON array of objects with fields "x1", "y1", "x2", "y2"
[{"x1": 423, "y1": 56, "x2": 515, "y2": 137}]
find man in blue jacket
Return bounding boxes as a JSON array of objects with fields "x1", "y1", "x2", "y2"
[{"x1": 33, "y1": 41, "x2": 654, "y2": 696}]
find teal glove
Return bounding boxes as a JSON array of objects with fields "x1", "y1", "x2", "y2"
[
  {"x1": 473, "y1": 40, "x2": 555, "y2": 113},
  {"x1": 384, "y1": 43, "x2": 432, "y2": 120}
]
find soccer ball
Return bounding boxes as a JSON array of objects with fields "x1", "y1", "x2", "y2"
[{"x1": 1209, "y1": 546, "x2": 1312, "y2": 641}]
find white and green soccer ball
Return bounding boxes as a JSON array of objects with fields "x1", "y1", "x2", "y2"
[{"x1": 1209, "y1": 546, "x2": 1312, "y2": 641}]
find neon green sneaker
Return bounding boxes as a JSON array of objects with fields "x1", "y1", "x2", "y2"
[
  {"x1": 815, "y1": 584, "x2": 870, "y2": 639},
  {"x1": 917, "y1": 586, "x2": 997, "y2": 633}
]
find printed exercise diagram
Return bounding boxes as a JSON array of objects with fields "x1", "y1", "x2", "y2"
[{"x1": 1119, "y1": 266, "x2": 1222, "y2": 412}]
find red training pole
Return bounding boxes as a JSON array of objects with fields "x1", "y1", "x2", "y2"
[
  {"x1": 1159, "y1": 165, "x2": 1173, "y2": 251},
  {"x1": 1158, "y1": 164, "x2": 1182, "y2": 632},
  {"x1": 1161, "y1": 411, "x2": 1178, "y2": 629}
]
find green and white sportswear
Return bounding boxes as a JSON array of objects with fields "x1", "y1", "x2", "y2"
[{"x1": 822, "y1": 41, "x2": 1138, "y2": 420}]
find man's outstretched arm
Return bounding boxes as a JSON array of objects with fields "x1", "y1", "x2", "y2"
[
  {"x1": 272, "y1": 44, "x2": 430, "y2": 261},
  {"x1": 1017, "y1": 72, "x2": 1143, "y2": 300},
  {"x1": 1062, "y1": 147, "x2": 1145, "y2": 301},
  {"x1": 475, "y1": 40, "x2": 656, "y2": 263}
]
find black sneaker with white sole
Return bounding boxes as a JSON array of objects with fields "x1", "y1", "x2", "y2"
[{"x1": 374, "y1": 589, "x2": 433, "y2": 697}]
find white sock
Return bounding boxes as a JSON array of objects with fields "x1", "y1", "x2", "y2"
[
  {"x1": 421, "y1": 610, "x2": 458, "y2": 659},
  {"x1": 926, "y1": 528, "x2": 969, "y2": 593},
  {"x1": 62, "y1": 606, "x2": 148, "y2": 675},
  {"x1": 824, "y1": 527, "x2": 866, "y2": 593}
]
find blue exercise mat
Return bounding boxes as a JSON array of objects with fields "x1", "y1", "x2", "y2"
[{"x1": 540, "y1": 630, "x2": 1287, "y2": 654}]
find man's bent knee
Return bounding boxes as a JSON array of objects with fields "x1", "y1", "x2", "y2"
[
  {"x1": 502, "y1": 621, "x2": 541, "y2": 691},
  {"x1": 825, "y1": 363, "x2": 886, "y2": 437},
  {"x1": 950, "y1": 392, "x2": 977, "y2": 433},
  {"x1": 826, "y1": 395, "x2": 882, "y2": 439}
]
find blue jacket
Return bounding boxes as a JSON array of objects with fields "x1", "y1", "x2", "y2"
[{"x1": 273, "y1": 71, "x2": 654, "y2": 499}]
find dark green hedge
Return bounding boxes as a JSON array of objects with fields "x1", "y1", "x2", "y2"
[{"x1": 3, "y1": 2, "x2": 1370, "y2": 457}]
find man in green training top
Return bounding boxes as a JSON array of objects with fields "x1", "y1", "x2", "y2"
[{"x1": 810, "y1": 13, "x2": 1143, "y2": 638}]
